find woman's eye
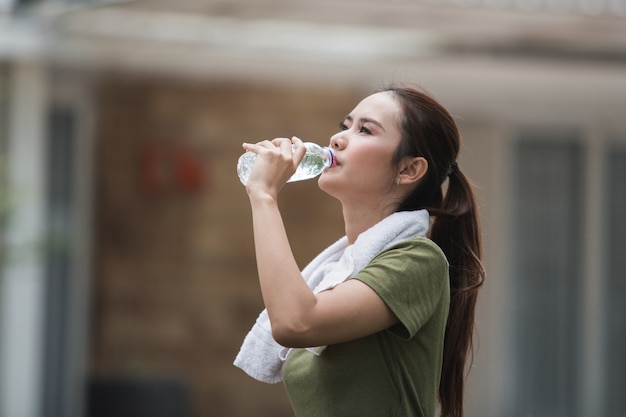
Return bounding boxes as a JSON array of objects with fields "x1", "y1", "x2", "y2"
[{"x1": 338, "y1": 121, "x2": 370, "y2": 135}]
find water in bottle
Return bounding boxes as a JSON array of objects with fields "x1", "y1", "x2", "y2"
[{"x1": 237, "y1": 142, "x2": 334, "y2": 185}]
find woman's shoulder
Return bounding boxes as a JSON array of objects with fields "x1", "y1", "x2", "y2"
[
  {"x1": 380, "y1": 237, "x2": 448, "y2": 267},
  {"x1": 361, "y1": 237, "x2": 449, "y2": 290}
]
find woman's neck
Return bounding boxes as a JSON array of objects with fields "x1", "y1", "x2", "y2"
[{"x1": 342, "y1": 203, "x2": 397, "y2": 244}]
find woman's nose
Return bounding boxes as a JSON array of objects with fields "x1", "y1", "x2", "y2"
[{"x1": 329, "y1": 133, "x2": 345, "y2": 150}]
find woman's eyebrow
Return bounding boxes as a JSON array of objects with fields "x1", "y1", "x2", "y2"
[{"x1": 344, "y1": 115, "x2": 386, "y2": 132}]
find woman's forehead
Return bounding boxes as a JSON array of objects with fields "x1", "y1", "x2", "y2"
[{"x1": 351, "y1": 91, "x2": 400, "y2": 119}]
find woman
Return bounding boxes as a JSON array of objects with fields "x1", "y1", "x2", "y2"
[{"x1": 234, "y1": 85, "x2": 485, "y2": 417}]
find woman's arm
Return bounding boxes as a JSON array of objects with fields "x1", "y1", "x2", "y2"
[{"x1": 244, "y1": 138, "x2": 398, "y2": 348}]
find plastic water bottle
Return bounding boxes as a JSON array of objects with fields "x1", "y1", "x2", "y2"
[{"x1": 237, "y1": 142, "x2": 334, "y2": 185}]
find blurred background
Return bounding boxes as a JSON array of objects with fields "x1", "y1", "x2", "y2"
[{"x1": 1, "y1": 0, "x2": 626, "y2": 416}]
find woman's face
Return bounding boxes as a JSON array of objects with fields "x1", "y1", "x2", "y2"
[{"x1": 318, "y1": 91, "x2": 403, "y2": 204}]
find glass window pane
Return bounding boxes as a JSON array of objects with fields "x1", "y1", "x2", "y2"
[
  {"x1": 512, "y1": 136, "x2": 583, "y2": 417},
  {"x1": 41, "y1": 105, "x2": 76, "y2": 417}
]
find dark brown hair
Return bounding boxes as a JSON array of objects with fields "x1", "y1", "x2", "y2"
[{"x1": 384, "y1": 85, "x2": 485, "y2": 417}]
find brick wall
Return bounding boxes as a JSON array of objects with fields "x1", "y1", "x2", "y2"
[{"x1": 90, "y1": 77, "x2": 363, "y2": 417}]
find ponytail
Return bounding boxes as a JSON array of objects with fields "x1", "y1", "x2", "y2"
[{"x1": 429, "y1": 168, "x2": 485, "y2": 417}]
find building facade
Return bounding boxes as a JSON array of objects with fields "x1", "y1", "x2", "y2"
[{"x1": 1, "y1": 1, "x2": 626, "y2": 416}]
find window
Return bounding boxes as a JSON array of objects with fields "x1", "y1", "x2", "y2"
[
  {"x1": 41, "y1": 105, "x2": 76, "y2": 417},
  {"x1": 511, "y1": 134, "x2": 583, "y2": 417}
]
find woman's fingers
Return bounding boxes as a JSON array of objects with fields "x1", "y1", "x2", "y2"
[{"x1": 243, "y1": 137, "x2": 305, "y2": 165}]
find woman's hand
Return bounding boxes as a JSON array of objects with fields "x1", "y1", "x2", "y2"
[{"x1": 242, "y1": 136, "x2": 307, "y2": 199}]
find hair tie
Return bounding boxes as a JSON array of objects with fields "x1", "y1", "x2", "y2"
[{"x1": 447, "y1": 161, "x2": 459, "y2": 177}]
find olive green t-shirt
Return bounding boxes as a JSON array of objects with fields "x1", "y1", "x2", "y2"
[{"x1": 282, "y1": 238, "x2": 450, "y2": 417}]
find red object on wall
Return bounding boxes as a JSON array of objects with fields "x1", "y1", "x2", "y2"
[
  {"x1": 138, "y1": 141, "x2": 206, "y2": 196},
  {"x1": 174, "y1": 146, "x2": 205, "y2": 191}
]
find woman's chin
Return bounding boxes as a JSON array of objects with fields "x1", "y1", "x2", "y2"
[
  {"x1": 317, "y1": 173, "x2": 339, "y2": 197},
  {"x1": 318, "y1": 172, "x2": 339, "y2": 195}
]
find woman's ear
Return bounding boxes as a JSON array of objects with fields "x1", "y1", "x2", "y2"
[{"x1": 398, "y1": 157, "x2": 428, "y2": 185}]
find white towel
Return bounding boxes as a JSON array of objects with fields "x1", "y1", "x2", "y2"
[{"x1": 233, "y1": 209, "x2": 430, "y2": 383}]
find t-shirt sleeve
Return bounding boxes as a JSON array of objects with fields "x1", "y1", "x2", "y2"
[{"x1": 353, "y1": 238, "x2": 450, "y2": 340}]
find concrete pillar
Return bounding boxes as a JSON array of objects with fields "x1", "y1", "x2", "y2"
[{"x1": 0, "y1": 61, "x2": 48, "y2": 417}]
